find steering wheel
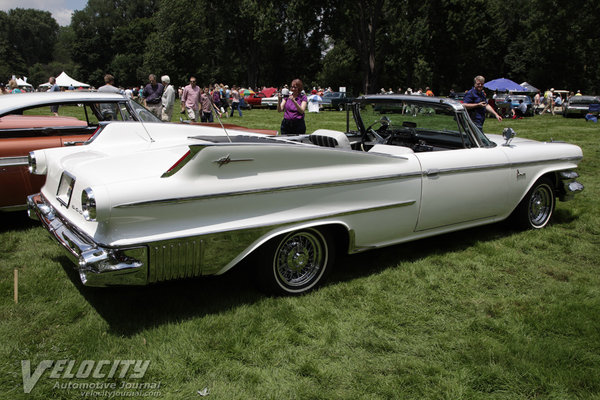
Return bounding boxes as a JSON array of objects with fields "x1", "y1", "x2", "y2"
[{"x1": 362, "y1": 116, "x2": 392, "y2": 147}]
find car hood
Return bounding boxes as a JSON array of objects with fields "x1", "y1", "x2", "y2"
[
  {"x1": 487, "y1": 134, "x2": 539, "y2": 146},
  {"x1": 486, "y1": 133, "x2": 583, "y2": 162}
]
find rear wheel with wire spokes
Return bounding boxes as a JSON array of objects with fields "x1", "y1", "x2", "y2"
[{"x1": 256, "y1": 228, "x2": 334, "y2": 295}]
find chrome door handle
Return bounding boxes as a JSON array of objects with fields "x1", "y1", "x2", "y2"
[{"x1": 426, "y1": 169, "x2": 440, "y2": 177}]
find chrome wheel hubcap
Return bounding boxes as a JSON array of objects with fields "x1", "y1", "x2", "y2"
[
  {"x1": 529, "y1": 184, "x2": 553, "y2": 227},
  {"x1": 275, "y1": 230, "x2": 326, "y2": 288}
]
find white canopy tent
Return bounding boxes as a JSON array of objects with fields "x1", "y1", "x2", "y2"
[
  {"x1": 520, "y1": 82, "x2": 540, "y2": 93},
  {"x1": 15, "y1": 77, "x2": 33, "y2": 88},
  {"x1": 38, "y1": 71, "x2": 90, "y2": 89}
]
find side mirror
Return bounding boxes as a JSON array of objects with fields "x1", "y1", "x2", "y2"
[{"x1": 502, "y1": 127, "x2": 516, "y2": 146}]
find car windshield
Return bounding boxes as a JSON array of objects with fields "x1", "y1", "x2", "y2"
[
  {"x1": 130, "y1": 101, "x2": 162, "y2": 122},
  {"x1": 355, "y1": 100, "x2": 494, "y2": 148},
  {"x1": 510, "y1": 95, "x2": 529, "y2": 102},
  {"x1": 570, "y1": 96, "x2": 599, "y2": 104},
  {"x1": 498, "y1": 95, "x2": 529, "y2": 102},
  {"x1": 324, "y1": 92, "x2": 341, "y2": 98}
]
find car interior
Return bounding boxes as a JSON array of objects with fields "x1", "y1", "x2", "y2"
[{"x1": 308, "y1": 101, "x2": 481, "y2": 153}]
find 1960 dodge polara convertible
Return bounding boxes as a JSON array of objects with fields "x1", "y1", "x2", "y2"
[{"x1": 27, "y1": 95, "x2": 584, "y2": 295}]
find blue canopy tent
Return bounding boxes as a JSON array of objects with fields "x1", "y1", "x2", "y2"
[{"x1": 484, "y1": 78, "x2": 526, "y2": 92}]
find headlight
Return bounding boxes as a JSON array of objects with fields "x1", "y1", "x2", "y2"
[
  {"x1": 28, "y1": 151, "x2": 47, "y2": 175},
  {"x1": 81, "y1": 188, "x2": 97, "y2": 221}
]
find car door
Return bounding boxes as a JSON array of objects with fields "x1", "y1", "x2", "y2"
[{"x1": 414, "y1": 147, "x2": 511, "y2": 231}]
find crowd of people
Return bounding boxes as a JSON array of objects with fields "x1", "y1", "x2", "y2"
[
  {"x1": 3, "y1": 73, "x2": 590, "y2": 135},
  {"x1": 0, "y1": 73, "x2": 328, "y2": 133}
]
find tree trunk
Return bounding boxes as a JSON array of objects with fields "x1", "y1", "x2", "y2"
[{"x1": 357, "y1": 0, "x2": 382, "y2": 94}]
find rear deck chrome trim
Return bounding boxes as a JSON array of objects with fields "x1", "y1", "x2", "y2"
[{"x1": 115, "y1": 172, "x2": 422, "y2": 208}]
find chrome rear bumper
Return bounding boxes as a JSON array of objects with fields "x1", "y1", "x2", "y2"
[{"x1": 27, "y1": 194, "x2": 148, "y2": 287}]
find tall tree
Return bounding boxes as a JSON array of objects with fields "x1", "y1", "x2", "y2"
[
  {"x1": 0, "y1": 11, "x2": 26, "y2": 79},
  {"x1": 71, "y1": 0, "x2": 158, "y2": 87},
  {"x1": 506, "y1": 0, "x2": 600, "y2": 93},
  {"x1": 143, "y1": 0, "x2": 217, "y2": 87},
  {"x1": 331, "y1": 0, "x2": 384, "y2": 93},
  {"x1": 7, "y1": 8, "x2": 59, "y2": 67}
]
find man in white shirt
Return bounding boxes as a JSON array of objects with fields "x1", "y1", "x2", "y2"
[{"x1": 161, "y1": 75, "x2": 175, "y2": 122}]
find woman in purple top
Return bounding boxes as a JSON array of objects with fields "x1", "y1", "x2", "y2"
[{"x1": 277, "y1": 78, "x2": 308, "y2": 135}]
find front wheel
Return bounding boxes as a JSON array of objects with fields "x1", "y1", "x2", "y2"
[
  {"x1": 512, "y1": 177, "x2": 555, "y2": 229},
  {"x1": 256, "y1": 228, "x2": 334, "y2": 295}
]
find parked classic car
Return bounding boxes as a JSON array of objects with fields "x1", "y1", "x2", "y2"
[
  {"x1": 447, "y1": 92, "x2": 465, "y2": 103},
  {"x1": 261, "y1": 94, "x2": 279, "y2": 109},
  {"x1": 0, "y1": 92, "x2": 160, "y2": 211},
  {"x1": 321, "y1": 91, "x2": 354, "y2": 111},
  {"x1": 243, "y1": 92, "x2": 266, "y2": 108},
  {"x1": 562, "y1": 95, "x2": 600, "y2": 118},
  {"x1": 27, "y1": 95, "x2": 583, "y2": 295}
]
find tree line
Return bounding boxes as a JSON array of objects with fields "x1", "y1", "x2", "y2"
[{"x1": 2, "y1": 0, "x2": 599, "y2": 95}]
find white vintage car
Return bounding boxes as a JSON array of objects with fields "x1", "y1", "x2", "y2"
[{"x1": 27, "y1": 95, "x2": 583, "y2": 295}]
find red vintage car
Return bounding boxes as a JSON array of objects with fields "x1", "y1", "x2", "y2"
[
  {"x1": 244, "y1": 92, "x2": 267, "y2": 108},
  {"x1": 0, "y1": 91, "x2": 160, "y2": 211}
]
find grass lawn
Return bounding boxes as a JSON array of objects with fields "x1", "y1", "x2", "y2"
[{"x1": 1, "y1": 106, "x2": 599, "y2": 399}]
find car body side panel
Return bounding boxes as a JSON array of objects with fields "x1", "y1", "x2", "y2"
[
  {"x1": 81, "y1": 144, "x2": 423, "y2": 247},
  {"x1": 497, "y1": 140, "x2": 583, "y2": 210},
  {"x1": 36, "y1": 140, "x2": 424, "y2": 279},
  {"x1": 415, "y1": 148, "x2": 511, "y2": 231}
]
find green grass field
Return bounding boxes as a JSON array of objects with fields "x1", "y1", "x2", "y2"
[{"x1": 1, "y1": 107, "x2": 599, "y2": 399}]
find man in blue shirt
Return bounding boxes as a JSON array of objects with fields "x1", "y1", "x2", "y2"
[
  {"x1": 463, "y1": 75, "x2": 502, "y2": 131},
  {"x1": 48, "y1": 76, "x2": 61, "y2": 116},
  {"x1": 143, "y1": 74, "x2": 164, "y2": 118}
]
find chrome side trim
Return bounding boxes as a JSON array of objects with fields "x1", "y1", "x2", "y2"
[
  {"x1": 422, "y1": 156, "x2": 582, "y2": 177},
  {"x1": 511, "y1": 156, "x2": 583, "y2": 167},
  {"x1": 148, "y1": 238, "x2": 203, "y2": 282},
  {"x1": 427, "y1": 163, "x2": 507, "y2": 175},
  {"x1": 414, "y1": 214, "x2": 497, "y2": 233},
  {"x1": 1, "y1": 204, "x2": 27, "y2": 212},
  {"x1": 115, "y1": 172, "x2": 422, "y2": 208},
  {"x1": 119, "y1": 154, "x2": 582, "y2": 208},
  {"x1": 0, "y1": 156, "x2": 29, "y2": 167}
]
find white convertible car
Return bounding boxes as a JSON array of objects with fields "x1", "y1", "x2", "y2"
[{"x1": 27, "y1": 95, "x2": 584, "y2": 295}]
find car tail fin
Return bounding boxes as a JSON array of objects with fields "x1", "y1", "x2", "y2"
[
  {"x1": 161, "y1": 145, "x2": 209, "y2": 178},
  {"x1": 162, "y1": 149, "x2": 192, "y2": 178}
]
